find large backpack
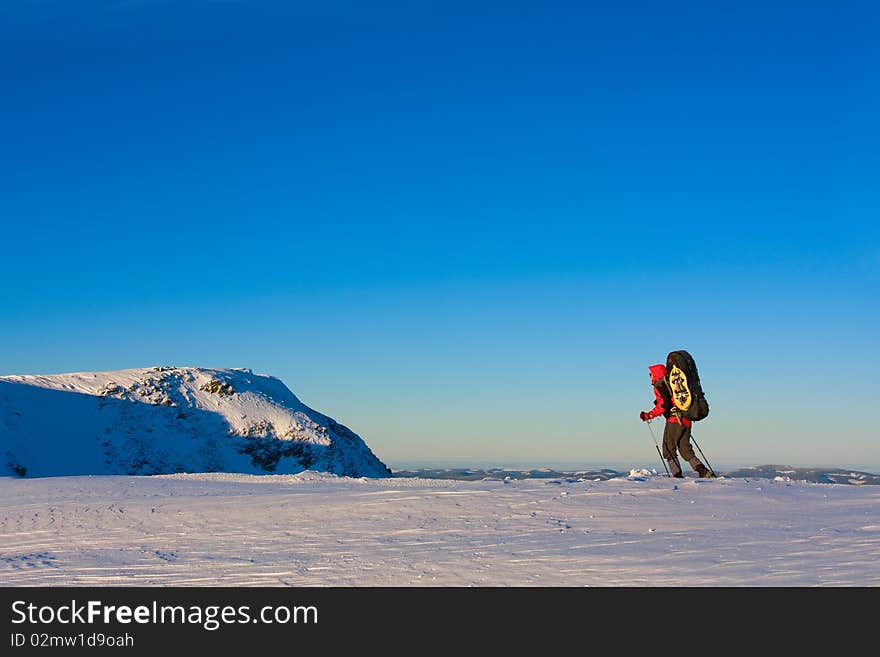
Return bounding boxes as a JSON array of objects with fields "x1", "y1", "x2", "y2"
[{"x1": 665, "y1": 350, "x2": 709, "y2": 421}]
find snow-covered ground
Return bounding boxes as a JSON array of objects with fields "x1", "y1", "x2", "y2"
[{"x1": 2, "y1": 470, "x2": 878, "y2": 586}]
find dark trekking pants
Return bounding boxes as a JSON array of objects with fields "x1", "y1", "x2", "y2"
[{"x1": 662, "y1": 420, "x2": 703, "y2": 476}]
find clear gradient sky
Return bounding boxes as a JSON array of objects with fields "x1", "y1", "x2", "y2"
[{"x1": 1, "y1": 1, "x2": 877, "y2": 470}]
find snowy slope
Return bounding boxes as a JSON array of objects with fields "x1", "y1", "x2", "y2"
[
  {"x1": 0, "y1": 366, "x2": 390, "y2": 478},
  {"x1": 1, "y1": 471, "x2": 878, "y2": 586}
]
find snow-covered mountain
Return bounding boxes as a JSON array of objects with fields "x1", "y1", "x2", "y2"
[{"x1": 0, "y1": 366, "x2": 390, "y2": 478}]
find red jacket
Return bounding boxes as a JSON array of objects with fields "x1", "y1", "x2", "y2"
[{"x1": 644, "y1": 364, "x2": 692, "y2": 427}]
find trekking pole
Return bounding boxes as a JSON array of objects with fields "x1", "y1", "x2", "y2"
[
  {"x1": 691, "y1": 434, "x2": 715, "y2": 476},
  {"x1": 645, "y1": 420, "x2": 671, "y2": 477}
]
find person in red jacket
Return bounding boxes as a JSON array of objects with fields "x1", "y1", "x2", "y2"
[{"x1": 640, "y1": 364, "x2": 714, "y2": 478}]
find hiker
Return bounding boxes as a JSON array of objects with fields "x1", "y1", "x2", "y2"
[{"x1": 640, "y1": 364, "x2": 714, "y2": 478}]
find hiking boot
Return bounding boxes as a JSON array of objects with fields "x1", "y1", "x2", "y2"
[
  {"x1": 667, "y1": 459, "x2": 683, "y2": 479},
  {"x1": 695, "y1": 464, "x2": 715, "y2": 478}
]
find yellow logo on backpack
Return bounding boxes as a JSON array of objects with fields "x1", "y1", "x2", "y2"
[{"x1": 668, "y1": 364, "x2": 692, "y2": 412}]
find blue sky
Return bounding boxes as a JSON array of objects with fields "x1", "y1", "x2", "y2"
[{"x1": 1, "y1": 1, "x2": 877, "y2": 470}]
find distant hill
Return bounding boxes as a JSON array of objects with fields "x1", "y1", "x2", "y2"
[
  {"x1": 0, "y1": 366, "x2": 390, "y2": 478},
  {"x1": 393, "y1": 464, "x2": 880, "y2": 485},
  {"x1": 721, "y1": 464, "x2": 880, "y2": 485}
]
